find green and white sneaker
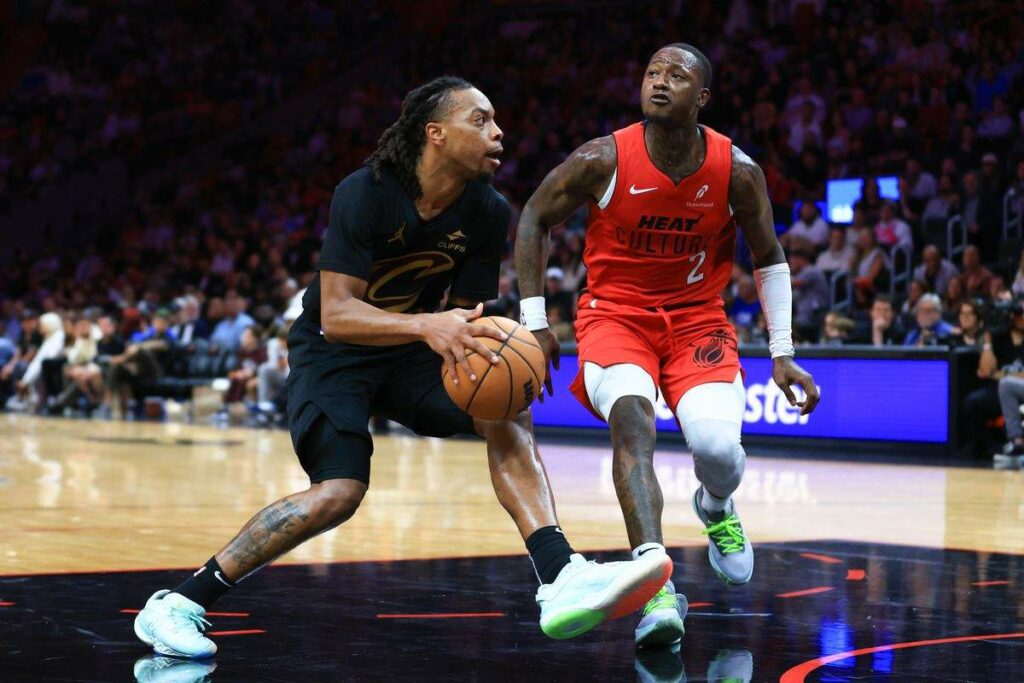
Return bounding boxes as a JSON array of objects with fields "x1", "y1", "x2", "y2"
[
  {"x1": 706, "y1": 649, "x2": 754, "y2": 682},
  {"x1": 692, "y1": 487, "x2": 754, "y2": 586},
  {"x1": 537, "y1": 552, "x2": 673, "y2": 640},
  {"x1": 134, "y1": 590, "x2": 217, "y2": 658},
  {"x1": 635, "y1": 580, "x2": 687, "y2": 649}
]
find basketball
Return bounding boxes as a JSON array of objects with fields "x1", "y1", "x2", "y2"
[{"x1": 442, "y1": 316, "x2": 546, "y2": 420}]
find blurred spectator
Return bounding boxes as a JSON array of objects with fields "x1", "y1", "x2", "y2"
[
  {"x1": 170, "y1": 296, "x2": 209, "y2": 344},
  {"x1": 483, "y1": 274, "x2": 519, "y2": 319},
  {"x1": 905, "y1": 158, "x2": 938, "y2": 202},
  {"x1": 961, "y1": 245, "x2": 994, "y2": 298},
  {"x1": 728, "y1": 275, "x2": 762, "y2": 342},
  {"x1": 903, "y1": 294, "x2": 954, "y2": 346},
  {"x1": 257, "y1": 327, "x2": 290, "y2": 414},
  {"x1": 947, "y1": 300, "x2": 985, "y2": 350},
  {"x1": 52, "y1": 317, "x2": 100, "y2": 411},
  {"x1": 9, "y1": 312, "x2": 65, "y2": 412},
  {"x1": 222, "y1": 325, "x2": 267, "y2": 408},
  {"x1": 789, "y1": 249, "x2": 828, "y2": 341},
  {"x1": 815, "y1": 226, "x2": 855, "y2": 275},
  {"x1": 821, "y1": 311, "x2": 854, "y2": 346},
  {"x1": 132, "y1": 309, "x2": 177, "y2": 345},
  {"x1": 942, "y1": 276, "x2": 968, "y2": 322},
  {"x1": 963, "y1": 303, "x2": 1024, "y2": 457},
  {"x1": 781, "y1": 202, "x2": 829, "y2": 251},
  {"x1": 921, "y1": 174, "x2": 959, "y2": 222},
  {"x1": 851, "y1": 227, "x2": 889, "y2": 308},
  {"x1": 544, "y1": 268, "x2": 574, "y2": 325},
  {"x1": 913, "y1": 245, "x2": 959, "y2": 296},
  {"x1": 854, "y1": 177, "x2": 883, "y2": 225},
  {"x1": 1012, "y1": 250, "x2": 1024, "y2": 297},
  {"x1": 210, "y1": 291, "x2": 255, "y2": 350},
  {"x1": 867, "y1": 294, "x2": 906, "y2": 347},
  {"x1": 104, "y1": 315, "x2": 175, "y2": 419},
  {"x1": 0, "y1": 329, "x2": 16, "y2": 406},
  {"x1": 874, "y1": 201, "x2": 913, "y2": 250},
  {"x1": 899, "y1": 279, "x2": 929, "y2": 326}
]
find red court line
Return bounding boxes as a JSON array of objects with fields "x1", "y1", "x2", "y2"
[
  {"x1": 206, "y1": 629, "x2": 265, "y2": 636},
  {"x1": 799, "y1": 552, "x2": 843, "y2": 564},
  {"x1": 971, "y1": 580, "x2": 1009, "y2": 587},
  {"x1": 688, "y1": 602, "x2": 713, "y2": 609},
  {"x1": 776, "y1": 586, "x2": 834, "y2": 599},
  {"x1": 376, "y1": 612, "x2": 505, "y2": 619},
  {"x1": 780, "y1": 632, "x2": 1024, "y2": 683},
  {"x1": 0, "y1": 601, "x2": 14, "y2": 606},
  {"x1": 120, "y1": 608, "x2": 250, "y2": 617},
  {"x1": 846, "y1": 569, "x2": 866, "y2": 581}
]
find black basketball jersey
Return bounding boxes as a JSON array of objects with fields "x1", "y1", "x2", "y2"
[{"x1": 302, "y1": 165, "x2": 510, "y2": 325}]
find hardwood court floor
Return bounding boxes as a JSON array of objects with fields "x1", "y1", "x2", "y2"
[{"x1": 1, "y1": 414, "x2": 1023, "y2": 681}]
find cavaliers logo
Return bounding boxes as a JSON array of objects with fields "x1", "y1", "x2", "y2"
[
  {"x1": 691, "y1": 328, "x2": 735, "y2": 368},
  {"x1": 367, "y1": 251, "x2": 454, "y2": 312}
]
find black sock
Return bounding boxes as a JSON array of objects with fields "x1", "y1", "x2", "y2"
[
  {"x1": 526, "y1": 526, "x2": 574, "y2": 585},
  {"x1": 173, "y1": 557, "x2": 237, "y2": 609}
]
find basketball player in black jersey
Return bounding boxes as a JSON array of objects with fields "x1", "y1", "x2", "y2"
[{"x1": 134, "y1": 77, "x2": 671, "y2": 658}]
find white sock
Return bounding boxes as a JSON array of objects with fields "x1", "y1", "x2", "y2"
[
  {"x1": 701, "y1": 487, "x2": 729, "y2": 513},
  {"x1": 631, "y1": 542, "x2": 666, "y2": 560}
]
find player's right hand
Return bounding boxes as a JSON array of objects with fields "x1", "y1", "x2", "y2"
[
  {"x1": 532, "y1": 328, "x2": 560, "y2": 402},
  {"x1": 420, "y1": 303, "x2": 507, "y2": 385}
]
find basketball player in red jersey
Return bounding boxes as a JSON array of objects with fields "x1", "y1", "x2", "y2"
[{"x1": 515, "y1": 44, "x2": 820, "y2": 649}]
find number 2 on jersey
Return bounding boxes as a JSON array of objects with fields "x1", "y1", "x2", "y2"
[{"x1": 687, "y1": 250, "x2": 706, "y2": 285}]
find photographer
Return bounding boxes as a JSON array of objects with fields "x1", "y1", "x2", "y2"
[{"x1": 962, "y1": 300, "x2": 1024, "y2": 458}]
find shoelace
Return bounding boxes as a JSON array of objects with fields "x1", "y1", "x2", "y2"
[
  {"x1": 701, "y1": 514, "x2": 746, "y2": 555},
  {"x1": 170, "y1": 607, "x2": 211, "y2": 633},
  {"x1": 642, "y1": 586, "x2": 678, "y2": 616}
]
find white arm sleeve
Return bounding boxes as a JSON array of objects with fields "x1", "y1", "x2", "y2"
[{"x1": 753, "y1": 263, "x2": 795, "y2": 358}]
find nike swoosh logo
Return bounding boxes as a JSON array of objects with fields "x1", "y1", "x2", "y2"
[
  {"x1": 629, "y1": 184, "x2": 658, "y2": 195},
  {"x1": 214, "y1": 570, "x2": 234, "y2": 587}
]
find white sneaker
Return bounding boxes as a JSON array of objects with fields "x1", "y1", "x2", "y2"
[
  {"x1": 692, "y1": 487, "x2": 754, "y2": 586},
  {"x1": 134, "y1": 590, "x2": 217, "y2": 658},
  {"x1": 133, "y1": 654, "x2": 217, "y2": 682},
  {"x1": 536, "y1": 552, "x2": 672, "y2": 640}
]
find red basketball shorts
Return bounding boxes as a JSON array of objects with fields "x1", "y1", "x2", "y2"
[{"x1": 569, "y1": 291, "x2": 744, "y2": 421}]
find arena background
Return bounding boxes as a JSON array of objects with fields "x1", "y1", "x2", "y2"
[{"x1": 1, "y1": 1, "x2": 1023, "y2": 681}]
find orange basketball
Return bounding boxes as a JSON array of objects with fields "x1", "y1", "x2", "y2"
[{"x1": 442, "y1": 316, "x2": 546, "y2": 420}]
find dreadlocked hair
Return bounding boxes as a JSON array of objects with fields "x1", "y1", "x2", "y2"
[{"x1": 366, "y1": 76, "x2": 475, "y2": 199}]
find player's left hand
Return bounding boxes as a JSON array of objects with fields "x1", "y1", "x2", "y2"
[{"x1": 772, "y1": 356, "x2": 820, "y2": 416}]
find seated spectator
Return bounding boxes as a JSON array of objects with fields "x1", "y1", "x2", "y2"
[
  {"x1": 851, "y1": 227, "x2": 889, "y2": 308},
  {"x1": 223, "y1": 325, "x2": 267, "y2": 408},
  {"x1": 0, "y1": 326, "x2": 16, "y2": 406},
  {"x1": 171, "y1": 296, "x2": 209, "y2": 344},
  {"x1": 905, "y1": 158, "x2": 938, "y2": 202},
  {"x1": 8, "y1": 312, "x2": 65, "y2": 412},
  {"x1": 874, "y1": 200, "x2": 913, "y2": 250},
  {"x1": 903, "y1": 294, "x2": 954, "y2": 346},
  {"x1": 815, "y1": 226, "x2": 855, "y2": 275},
  {"x1": 821, "y1": 310, "x2": 855, "y2": 346},
  {"x1": 866, "y1": 294, "x2": 906, "y2": 346},
  {"x1": 1012, "y1": 249, "x2": 1024, "y2": 297},
  {"x1": 728, "y1": 275, "x2": 762, "y2": 342},
  {"x1": 899, "y1": 279, "x2": 930, "y2": 327},
  {"x1": 103, "y1": 312, "x2": 176, "y2": 419},
  {"x1": 989, "y1": 276, "x2": 1012, "y2": 302},
  {"x1": 789, "y1": 248, "x2": 828, "y2": 341},
  {"x1": 963, "y1": 303, "x2": 1024, "y2": 457},
  {"x1": 961, "y1": 245, "x2": 994, "y2": 298},
  {"x1": 210, "y1": 291, "x2": 256, "y2": 351},
  {"x1": 257, "y1": 327, "x2": 290, "y2": 414},
  {"x1": 544, "y1": 267, "x2": 575, "y2": 324},
  {"x1": 947, "y1": 300, "x2": 985, "y2": 350},
  {"x1": 52, "y1": 316, "x2": 100, "y2": 411},
  {"x1": 913, "y1": 245, "x2": 959, "y2": 297},
  {"x1": 76, "y1": 315, "x2": 126, "y2": 414},
  {"x1": 921, "y1": 174, "x2": 958, "y2": 222},
  {"x1": 942, "y1": 276, "x2": 967, "y2": 322},
  {"x1": 781, "y1": 202, "x2": 829, "y2": 251}
]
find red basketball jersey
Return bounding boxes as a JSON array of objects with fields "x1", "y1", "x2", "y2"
[{"x1": 584, "y1": 122, "x2": 737, "y2": 308}]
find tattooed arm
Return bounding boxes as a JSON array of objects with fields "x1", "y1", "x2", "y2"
[{"x1": 515, "y1": 136, "x2": 616, "y2": 397}]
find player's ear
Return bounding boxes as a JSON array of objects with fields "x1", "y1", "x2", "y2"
[
  {"x1": 698, "y1": 88, "x2": 710, "y2": 109},
  {"x1": 425, "y1": 121, "x2": 446, "y2": 147}
]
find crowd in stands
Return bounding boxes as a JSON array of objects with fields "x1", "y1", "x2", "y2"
[{"x1": 2, "y1": 1, "x2": 1024, "y2": 458}]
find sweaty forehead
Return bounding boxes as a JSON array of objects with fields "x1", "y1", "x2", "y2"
[
  {"x1": 448, "y1": 88, "x2": 493, "y2": 118},
  {"x1": 649, "y1": 47, "x2": 699, "y2": 72}
]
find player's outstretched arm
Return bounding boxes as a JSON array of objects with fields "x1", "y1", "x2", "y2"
[
  {"x1": 320, "y1": 271, "x2": 505, "y2": 385},
  {"x1": 729, "y1": 145, "x2": 820, "y2": 415},
  {"x1": 515, "y1": 136, "x2": 615, "y2": 397}
]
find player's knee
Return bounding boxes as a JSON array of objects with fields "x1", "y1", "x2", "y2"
[
  {"x1": 687, "y1": 423, "x2": 744, "y2": 481},
  {"x1": 476, "y1": 409, "x2": 533, "y2": 444},
  {"x1": 309, "y1": 479, "x2": 367, "y2": 530},
  {"x1": 608, "y1": 396, "x2": 656, "y2": 450}
]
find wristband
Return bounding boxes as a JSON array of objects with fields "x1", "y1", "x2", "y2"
[{"x1": 519, "y1": 296, "x2": 548, "y2": 331}]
